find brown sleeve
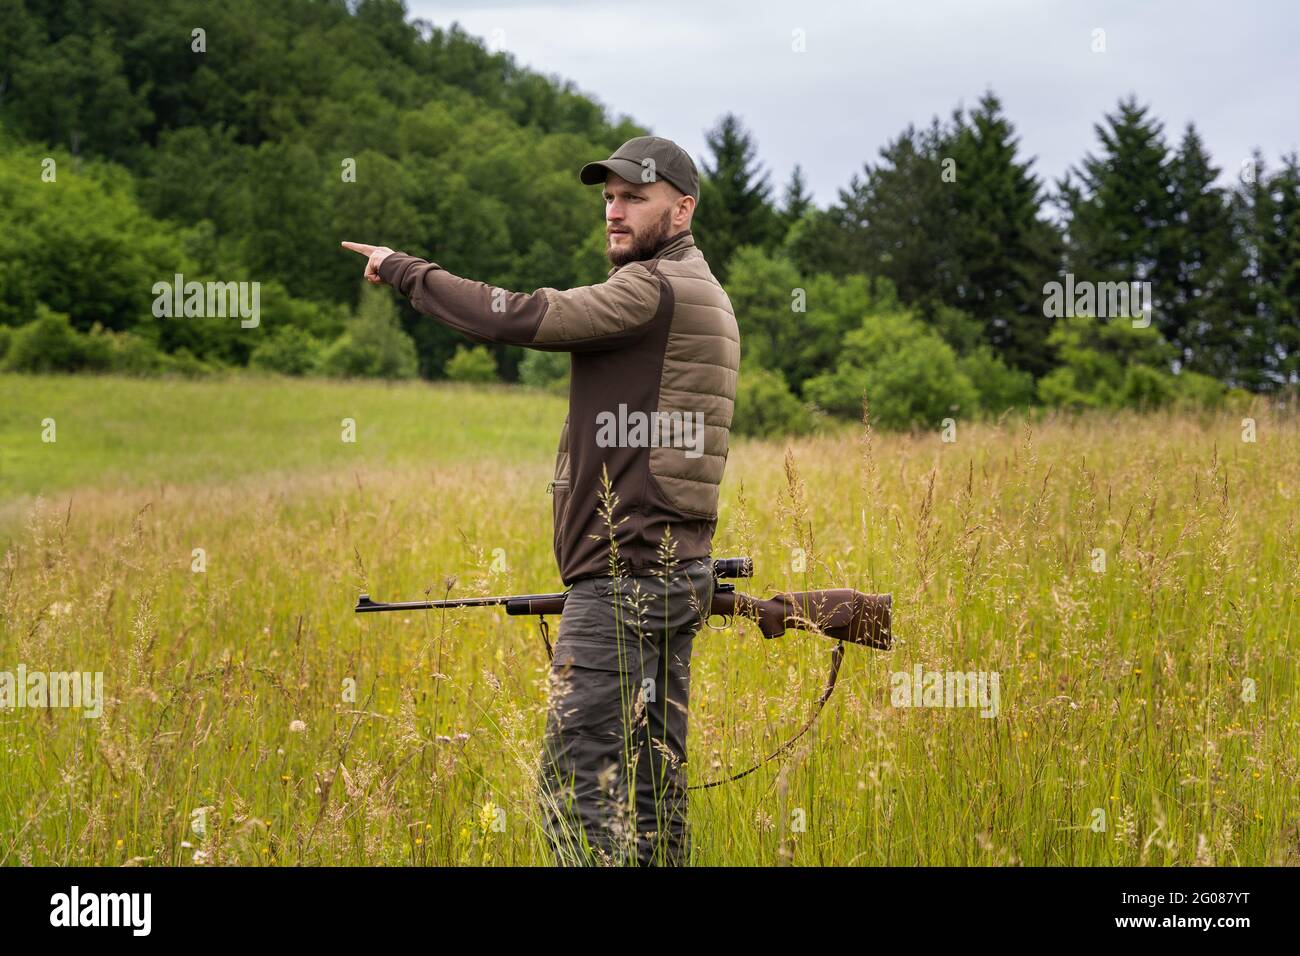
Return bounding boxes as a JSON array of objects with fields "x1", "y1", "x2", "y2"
[{"x1": 378, "y1": 253, "x2": 663, "y2": 352}]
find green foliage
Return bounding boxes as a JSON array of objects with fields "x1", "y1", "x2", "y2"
[
  {"x1": 93, "y1": 327, "x2": 166, "y2": 376},
  {"x1": 0, "y1": 324, "x2": 10, "y2": 363},
  {"x1": 0, "y1": 0, "x2": 648, "y2": 382},
  {"x1": 98, "y1": 325, "x2": 159, "y2": 376},
  {"x1": 519, "y1": 349, "x2": 570, "y2": 393},
  {"x1": 0, "y1": 141, "x2": 344, "y2": 373},
  {"x1": 93, "y1": 327, "x2": 213, "y2": 378},
  {"x1": 727, "y1": 249, "x2": 1025, "y2": 429},
  {"x1": 726, "y1": 247, "x2": 899, "y2": 391},
  {"x1": 927, "y1": 305, "x2": 988, "y2": 355},
  {"x1": 1172, "y1": 370, "x2": 1230, "y2": 410},
  {"x1": 804, "y1": 311, "x2": 979, "y2": 428},
  {"x1": 724, "y1": 247, "x2": 803, "y2": 376},
  {"x1": 320, "y1": 287, "x2": 419, "y2": 380},
  {"x1": 0, "y1": 144, "x2": 190, "y2": 332},
  {"x1": 3, "y1": 306, "x2": 107, "y2": 372},
  {"x1": 815, "y1": 94, "x2": 1061, "y2": 377},
  {"x1": 7, "y1": 32, "x2": 151, "y2": 160},
  {"x1": 957, "y1": 346, "x2": 1036, "y2": 412},
  {"x1": 1035, "y1": 314, "x2": 1225, "y2": 411},
  {"x1": 0, "y1": 306, "x2": 211, "y2": 377},
  {"x1": 444, "y1": 345, "x2": 499, "y2": 384},
  {"x1": 731, "y1": 362, "x2": 818, "y2": 438},
  {"x1": 1119, "y1": 364, "x2": 1175, "y2": 410},
  {"x1": 1037, "y1": 366, "x2": 1100, "y2": 409},
  {"x1": 251, "y1": 326, "x2": 325, "y2": 377}
]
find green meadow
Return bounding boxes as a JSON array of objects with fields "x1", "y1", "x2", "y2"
[{"x1": 1, "y1": 373, "x2": 1296, "y2": 865}]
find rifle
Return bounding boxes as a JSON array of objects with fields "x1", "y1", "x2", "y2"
[
  {"x1": 354, "y1": 557, "x2": 891, "y2": 787},
  {"x1": 355, "y1": 556, "x2": 892, "y2": 651}
]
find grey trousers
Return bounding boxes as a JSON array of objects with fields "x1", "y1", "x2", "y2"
[{"x1": 538, "y1": 558, "x2": 714, "y2": 866}]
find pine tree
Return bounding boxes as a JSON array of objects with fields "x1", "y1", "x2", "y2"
[
  {"x1": 839, "y1": 118, "x2": 958, "y2": 307},
  {"x1": 1162, "y1": 124, "x2": 1240, "y2": 377},
  {"x1": 1059, "y1": 97, "x2": 1173, "y2": 307},
  {"x1": 1260, "y1": 155, "x2": 1300, "y2": 385},
  {"x1": 781, "y1": 163, "x2": 814, "y2": 224},
  {"x1": 695, "y1": 113, "x2": 779, "y2": 279},
  {"x1": 1227, "y1": 151, "x2": 1280, "y2": 390},
  {"x1": 1221, "y1": 151, "x2": 1300, "y2": 391},
  {"x1": 946, "y1": 91, "x2": 1062, "y2": 377}
]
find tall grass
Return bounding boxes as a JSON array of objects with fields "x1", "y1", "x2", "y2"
[{"x1": 1, "y1": 374, "x2": 1296, "y2": 865}]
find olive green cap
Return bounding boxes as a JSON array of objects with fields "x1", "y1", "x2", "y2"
[{"x1": 579, "y1": 136, "x2": 700, "y2": 201}]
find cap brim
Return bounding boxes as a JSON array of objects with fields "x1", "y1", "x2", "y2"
[{"x1": 579, "y1": 158, "x2": 647, "y2": 187}]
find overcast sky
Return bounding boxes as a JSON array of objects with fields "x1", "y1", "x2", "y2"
[{"x1": 408, "y1": 0, "x2": 1298, "y2": 207}]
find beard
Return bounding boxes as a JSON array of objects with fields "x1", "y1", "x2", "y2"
[{"x1": 606, "y1": 208, "x2": 674, "y2": 266}]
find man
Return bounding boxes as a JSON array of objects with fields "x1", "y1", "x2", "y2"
[{"x1": 342, "y1": 136, "x2": 739, "y2": 866}]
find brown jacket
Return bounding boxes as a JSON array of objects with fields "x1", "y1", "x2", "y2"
[{"x1": 379, "y1": 230, "x2": 740, "y2": 584}]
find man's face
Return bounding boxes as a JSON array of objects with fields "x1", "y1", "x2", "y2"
[{"x1": 603, "y1": 175, "x2": 694, "y2": 266}]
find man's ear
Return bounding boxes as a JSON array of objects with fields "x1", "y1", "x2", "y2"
[{"x1": 677, "y1": 194, "x2": 696, "y2": 226}]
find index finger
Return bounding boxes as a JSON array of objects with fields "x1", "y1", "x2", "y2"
[{"x1": 341, "y1": 241, "x2": 376, "y2": 256}]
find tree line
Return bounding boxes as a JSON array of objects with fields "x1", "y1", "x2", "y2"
[{"x1": 1, "y1": 0, "x2": 1296, "y2": 431}]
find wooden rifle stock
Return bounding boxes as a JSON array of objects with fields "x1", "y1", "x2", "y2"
[{"x1": 710, "y1": 587, "x2": 892, "y2": 650}]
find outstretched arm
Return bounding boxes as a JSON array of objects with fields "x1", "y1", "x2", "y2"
[{"x1": 340, "y1": 241, "x2": 665, "y2": 351}]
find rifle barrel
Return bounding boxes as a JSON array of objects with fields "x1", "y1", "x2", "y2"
[
  {"x1": 355, "y1": 592, "x2": 569, "y2": 613},
  {"x1": 355, "y1": 593, "x2": 512, "y2": 613},
  {"x1": 355, "y1": 557, "x2": 753, "y2": 614}
]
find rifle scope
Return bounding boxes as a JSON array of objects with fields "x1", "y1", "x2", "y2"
[{"x1": 713, "y1": 557, "x2": 752, "y2": 579}]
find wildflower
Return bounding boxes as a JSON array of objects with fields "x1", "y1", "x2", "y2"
[{"x1": 289, "y1": 720, "x2": 307, "y2": 733}]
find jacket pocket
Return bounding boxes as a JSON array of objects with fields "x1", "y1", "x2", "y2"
[
  {"x1": 648, "y1": 445, "x2": 722, "y2": 520},
  {"x1": 548, "y1": 478, "x2": 570, "y2": 569}
]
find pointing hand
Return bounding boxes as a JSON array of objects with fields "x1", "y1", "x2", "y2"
[{"x1": 341, "y1": 241, "x2": 395, "y2": 284}]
